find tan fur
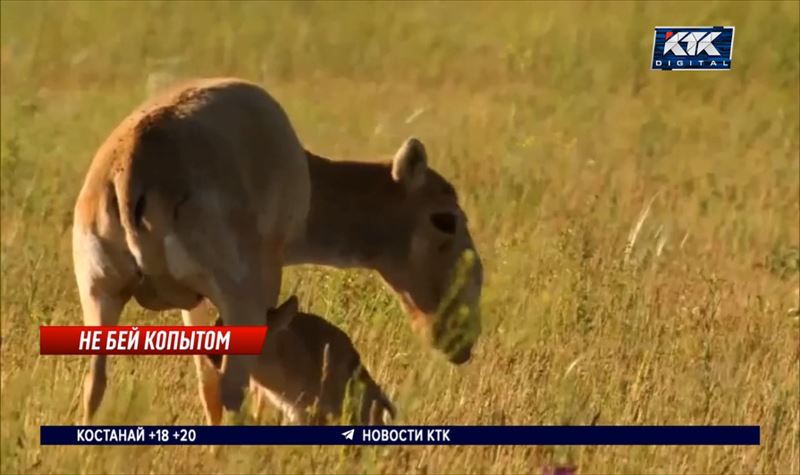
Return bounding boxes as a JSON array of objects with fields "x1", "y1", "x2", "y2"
[
  {"x1": 289, "y1": 146, "x2": 484, "y2": 364},
  {"x1": 74, "y1": 77, "x2": 483, "y2": 426},
  {"x1": 206, "y1": 297, "x2": 396, "y2": 425},
  {"x1": 73, "y1": 78, "x2": 310, "y2": 423}
]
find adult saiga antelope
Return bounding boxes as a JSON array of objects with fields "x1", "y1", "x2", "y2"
[{"x1": 73, "y1": 78, "x2": 483, "y2": 425}]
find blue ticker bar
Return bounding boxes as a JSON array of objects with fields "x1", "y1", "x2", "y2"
[{"x1": 40, "y1": 425, "x2": 760, "y2": 446}]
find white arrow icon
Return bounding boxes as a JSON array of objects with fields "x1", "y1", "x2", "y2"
[{"x1": 342, "y1": 429, "x2": 354, "y2": 441}]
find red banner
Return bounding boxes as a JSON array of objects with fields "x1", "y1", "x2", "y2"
[{"x1": 39, "y1": 326, "x2": 267, "y2": 355}]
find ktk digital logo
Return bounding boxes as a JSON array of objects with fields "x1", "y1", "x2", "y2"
[{"x1": 651, "y1": 26, "x2": 735, "y2": 71}]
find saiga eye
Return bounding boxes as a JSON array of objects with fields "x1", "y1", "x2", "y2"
[{"x1": 430, "y1": 212, "x2": 456, "y2": 235}]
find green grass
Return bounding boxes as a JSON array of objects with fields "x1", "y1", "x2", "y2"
[{"x1": 1, "y1": 1, "x2": 798, "y2": 473}]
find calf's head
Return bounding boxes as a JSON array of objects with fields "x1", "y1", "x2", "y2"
[{"x1": 206, "y1": 296, "x2": 298, "y2": 369}]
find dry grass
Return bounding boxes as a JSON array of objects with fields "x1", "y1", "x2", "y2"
[{"x1": 1, "y1": 1, "x2": 798, "y2": 474}]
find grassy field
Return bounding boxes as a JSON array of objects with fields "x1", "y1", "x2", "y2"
[{"x1": 1, "y1": 1, "x2": 798, "y2": 473}]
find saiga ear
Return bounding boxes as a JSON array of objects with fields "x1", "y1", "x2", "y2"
[
  {"x1": 391, "y1": 137, "x2": 428, "y2": 190},
  {"x1": 267, "y1": 295, "x2": 299, "y2": 331}
]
